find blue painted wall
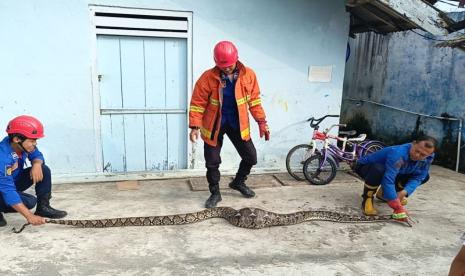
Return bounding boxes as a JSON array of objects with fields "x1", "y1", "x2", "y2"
[
  {"x1": 342, "y1": 12, "x2": 465, "y2": 172},
  {"x1": 0, "y1": 0, "x2": 350, "y2": 176}
]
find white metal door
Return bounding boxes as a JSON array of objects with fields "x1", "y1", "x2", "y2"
[{"x1": 97, "y1": 35, "x2": 187, "y2": 172}]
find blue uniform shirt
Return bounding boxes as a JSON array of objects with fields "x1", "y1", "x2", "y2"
[
  {"x1": 0, "y1": 136, "x2": 44, "y2": 206},
  {"x1": 357, "y1": 143, "x2": 434, "y2": 200},
  {"x1": 220, "y1": 73, "x2": 240, "y2": 129}
]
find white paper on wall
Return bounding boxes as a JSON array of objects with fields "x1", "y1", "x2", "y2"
[{"x1": 308, "y1": 65, "x2": 333, "y2": 83}]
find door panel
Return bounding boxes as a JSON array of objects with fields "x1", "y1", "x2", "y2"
[
  {"x1": 165, "y1": 40, "x2": 187, "y2": 110},
  {"x1": 167, "y1": 113, "x2": 187, "y2": 170},
  {"x1": 144, "y1": 39, "x2": 166, "y2": 109},
  {"x1": 97, "y1": 35, "x2": 187, "y2": 173},
  {"x1": 145, "y1": 114, "x2": 168, "y2": 170},
  {"x1": 101, "y1": 115, "x2": 125, "y2": 172},
  {"x1": 123, "y1": 114, "x2": 146, "y2": 171},
  {"x1": 120, "y1": 38, "x2": 146, "y2": 109},
  {"x1": 97, "y1": 36, "x2": 122, "y2": 109}
]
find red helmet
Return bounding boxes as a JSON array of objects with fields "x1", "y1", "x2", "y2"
[
  {"x1": 213, "y1": 41, "x2": 238, "y2": 68},
  {"x1": 6, "y1": 115, "x2": 45, "y2": 139}
]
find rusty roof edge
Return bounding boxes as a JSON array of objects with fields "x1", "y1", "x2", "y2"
[
  {"x1": 347, "y1": 0, "x2": 456, "y2": 35},
  {"x1": 435, "y1": 35, "x2": 465, "y2": 49},
  {"x1": 377, "y1": 0, "x2": 451, "y2": 35}
]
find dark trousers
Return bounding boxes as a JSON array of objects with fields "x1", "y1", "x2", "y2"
[
  {"x1": 204, "y1": 125, "x2": 257, "y2": 189},
  {"x1": 355, "y1": 163, "x2": 429, "y2": 192},
  {"x1": 0, "y1": 164, "x2": 52, "y2": 213}
]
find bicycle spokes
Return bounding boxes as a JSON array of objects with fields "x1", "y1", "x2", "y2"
[{"x1": 303, "y1": 154, "x2": 337, "y2": 185}]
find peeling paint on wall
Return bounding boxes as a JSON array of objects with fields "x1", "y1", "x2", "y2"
[{"x1": 272, "y1": 96, "x2": 289, "y2": 112}]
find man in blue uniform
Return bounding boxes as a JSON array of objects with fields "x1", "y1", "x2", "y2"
[
  {"x1": 0, "y1": 115, "x2": 67, "y2": 227},
  {"x1": 355, "y1": 135, "x2": 436, "y2": 220}
]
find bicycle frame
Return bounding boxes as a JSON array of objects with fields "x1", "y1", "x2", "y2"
[
  {"x1": 297, "y1": 114, "x2": 378, "y2": 171},
  {"x1": 299, "y1": 116, "x2": 386, "y2": 185},
  {"x1": 319, "y1": 137, "x2": 383, "y2": 169},
  {"x1": 306, "y1": 117, "x2": 347, "y2": 153},
  {"x1": 319, "y1": 139, "x2": 356, "y2": 169},
  {"x1": 307, "y1": 121, "x2": 362, "y2": 167},
  {"x1": 306, "y1": 128, "x2": 328, "y2": 156}
]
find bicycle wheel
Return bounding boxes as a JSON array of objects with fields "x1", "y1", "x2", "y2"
[
  {"x1": 361, "y1": 141, "x2": 384, "y2": 157},
  {"x1": 286, "y1": 144, "x2": 315, "y2": 181},
  {"x1": 303, "y1": 154, "x2": 337, "y2": 185}
]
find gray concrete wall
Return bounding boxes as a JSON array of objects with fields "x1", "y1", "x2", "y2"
[{"x1": 341, "y1": 12, "x2": 465, "y2": 172}]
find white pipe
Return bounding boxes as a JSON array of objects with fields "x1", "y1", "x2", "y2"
[{"x1": 344, "y1": 97, "x2": 462, "y2": 172}]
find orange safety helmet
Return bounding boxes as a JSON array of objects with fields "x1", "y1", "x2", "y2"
[
  {"x1": 6, "y1": 115, "x2": 45, "y2": 139},
  {"x1": 213, "y1": 41, "x2": 239, "y2": 68}
]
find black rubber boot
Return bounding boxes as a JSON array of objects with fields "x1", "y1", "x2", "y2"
[
  {"x1": 0, "y1": 212, "x2": 6, "y2": 227},
  {"x1": 205, "y1": 184, "x2": 222, "y2": 208},
  {"x1": 205, "y1": 193, "x2": 222, "y2": 208},
  {"x1": 229, "y1": 176, "x2": 255, "y2": 198},
  {"x1": 34, "y1": 193, "x2": 67, "y2": 219}
]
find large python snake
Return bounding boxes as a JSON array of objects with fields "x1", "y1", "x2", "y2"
[{"x1": 12, "y1": 207, "x2": 408, "y2": 233}]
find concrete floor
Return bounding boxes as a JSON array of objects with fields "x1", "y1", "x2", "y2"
[{"x1": 1, "y1": 165, "x2": 464, "y2": 276}]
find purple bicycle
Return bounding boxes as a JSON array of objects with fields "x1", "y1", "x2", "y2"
[{"x1": 302, "y1": 124, "x2": 384, "y2": 185}]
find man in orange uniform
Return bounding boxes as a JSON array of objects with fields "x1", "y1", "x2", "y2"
[{"x1": 189, "y1": 41, "x2": 270, "y2": 208}]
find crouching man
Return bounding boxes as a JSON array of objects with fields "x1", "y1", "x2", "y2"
[
  {"x1": 0, "y1": 115, "x2": 67, "y2": 227},
  {"x1": 355, "y1": 135, "x2": 436, "y2": 221}
]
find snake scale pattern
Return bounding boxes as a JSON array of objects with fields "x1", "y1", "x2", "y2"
[{"x1": 13, "y1": 207, "x2": 399, "y2": 233}]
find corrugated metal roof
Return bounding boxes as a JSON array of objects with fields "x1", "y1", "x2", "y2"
[
  {"x1": 435, "y1": 35, "x2": 465, "y2": 49},
  {"x1": 346, "y1": 0, "x2": 465, "y2": 50},
  {"x1": 346, "y1": 0, "x2": 463, "y2": 34}
]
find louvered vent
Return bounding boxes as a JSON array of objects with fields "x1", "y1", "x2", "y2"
[{"x1": 90, "y1": 6, "x2": 191, "y2": 37}]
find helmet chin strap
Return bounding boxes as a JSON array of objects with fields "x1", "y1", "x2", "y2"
[{"x1": 12, "y1": 137, "x2": 27, "y2": 153}]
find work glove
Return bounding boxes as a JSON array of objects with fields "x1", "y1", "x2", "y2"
[
  {"x1": 257, "y1": 120, "x2": 270, "y2": 141},
  {"x1": 388, "y1": 198, "x2": 408, "y2": 222}
]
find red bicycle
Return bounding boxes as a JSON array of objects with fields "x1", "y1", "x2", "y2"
[
  {"x1": 286, "y1": 115, "x2": 384, "y2": 181},
  {"x1": 302, "y1": 126, "x2": 384, "y2": 185}
]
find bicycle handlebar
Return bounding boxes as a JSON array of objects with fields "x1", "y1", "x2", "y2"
[{"x1": 306, "y1": 115, "x2": 340, "y2": 128}]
